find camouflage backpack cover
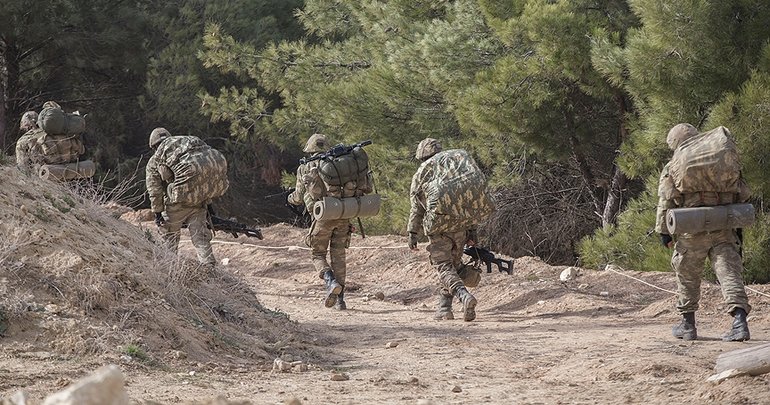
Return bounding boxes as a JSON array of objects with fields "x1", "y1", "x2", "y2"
[
  {"x1": 422, "y1": 149, "x2": 495, "y2": 234},
  {"x1": 161, "y1": 137, "x2": 229, "y2": 206},
  {"x1": 28, "y1": 128, "x2": 85, "y2": 165},
  {"x1": 669, "y1": 126, "x2": 743, "y2": 195},
  {"x1": 316, "y1": 146, "x2": 373, "y2": 198}
]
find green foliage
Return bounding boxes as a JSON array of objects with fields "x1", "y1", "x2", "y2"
[
  {"x1": 742, "y1": 213, "x2": 770, "y2": 284},
  {"x1": 578, "y1": 175, "x2": 670, "y2": 272},
  {"x1": 123, "y1": 344, "x2": 149, "y2": 362}
]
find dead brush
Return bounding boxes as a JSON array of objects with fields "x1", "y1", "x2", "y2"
[{"x1": 0, "y1": 219, "x2": 37, "y2": 321}]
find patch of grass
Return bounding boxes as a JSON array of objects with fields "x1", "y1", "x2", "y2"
[
  {"x1": 32, "y1": 205, "x2": 51, "y2": 222},
  {"x1": 123, "y1": 344, "x2": 149, "y2": 361},
  {"x1": 0, "y1": 308, "x2": 7, "y2": 335},
  {"x1": 263, "y1": 307, "x2": 290, "y2": 321}
]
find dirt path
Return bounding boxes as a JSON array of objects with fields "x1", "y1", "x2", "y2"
[{"x1": 2, "y1": 224, "x2": 770, "y2": 404}]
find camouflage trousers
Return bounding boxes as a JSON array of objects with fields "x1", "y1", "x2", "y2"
[
  {"x1": 307, "y1": 218, "x2": 351, "y2": 285},
  {"x1": 427, "y1": 231, "x2": 468, "y2": 295},
  {"x1": 161, "y1": 203, "x2": 216, "y2": 265},
  {"x1": 671, "y1": 229, "x2": 750, "y2": 315}
]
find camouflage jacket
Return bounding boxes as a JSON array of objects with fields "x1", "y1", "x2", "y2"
[
  {"x1": 288, "y1": 157, "x2": 326, "y2": 209},
  {"x1": 146, "y1": 135, "x2": 211, "y2": 213},
  {"x1": 15, "y1": 128, "x2": 45, "y2": 174},
  {"x1": 407, "y1": 160, "x2": 430, "y2": 235},
  {"x1": 408, "y1": 152, "x2": 481, "y2": 235},
  {"x1": 655, "y1": 162, "x2": 752, "y2": 234}
]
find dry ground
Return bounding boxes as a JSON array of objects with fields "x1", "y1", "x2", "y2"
[{"x1": 3, "y1": 219, "x2": 770, "y2": 404}]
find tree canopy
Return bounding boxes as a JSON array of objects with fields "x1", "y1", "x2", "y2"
[{"x1": 3, "y1": 0, "x2": 770, "y2": 281}]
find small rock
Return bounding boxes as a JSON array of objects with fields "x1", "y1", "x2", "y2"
[
  {"x1": 416, "y1": 400, "x2": 434, "y2": 405},
  {"x1": 293, "y1": 363, "x2": 308, "y2": 372},
  {"x1": 374, "y1": 292, "x2": 385, "y2": 300},
  {"x1": 330, "y1": 372, "x2": 350, "y2": 381},
  {"x1": 537, "y1": 300, "x2": 545, "y2": 306},
  {"x1": 188, "y1": 371, "x2": 196, "y2": 376},
  {"x1": 272, "y1": 358, "x2": 292, "y2": 373},
  {"x1": 560, "y1": 267, "x2": 579, "y2": 281},
  {"x1": 599, "y1": 291, "x2": 609, "y2": 297},
  {"x1": 451, "y1": 385, "x2": 462, "y2": 393},
  {"x1": 362, "y1": 296, "x2": 370, "y2": 302},
  {"x1": 221, "y1": 258, "x2": 230, "y2": 266},
  {"x1": 285, "y1": 398, "x2": 302, "y2": 405},
  {"x1": 44, "y1": 304, "x2": 61, "y2": 314},
  {"x1": 385, "y1": 342, "x2": 399, "y2": 349}
]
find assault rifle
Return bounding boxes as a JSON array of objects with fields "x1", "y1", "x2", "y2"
[
  {"x1": 299, "y1": 140, "x2": 372, "y2": 164},
  {"x1": 210, "y1": 215, "x2": 263, "y2": 239},
  {"x1": 463, "y1": 246, "x2": 513, "y2": 275}
]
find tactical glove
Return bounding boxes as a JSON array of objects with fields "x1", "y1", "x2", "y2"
[
  {"x1": 408, "y1": 232, "x2": 418, "y2": 250},
  {"x1": 660, "y1": 233, "x2": 673, "y2": 248},
  {"x1": 466, "y1": 229, "x2": 478, "y2": 246},
  {"x1": 154, "y1": 212, "x2": 165, "y2": 227}
]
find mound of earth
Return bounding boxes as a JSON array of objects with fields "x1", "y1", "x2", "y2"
[{"x1": 0, "y1": 166, "x2": 310, "y2": 367}]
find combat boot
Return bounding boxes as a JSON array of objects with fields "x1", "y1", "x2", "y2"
[
  {"x1": 335, "y1": 286, "x2": 347, "y2": 310},
  {"x1": 323, "y1": 270, "x2": 342, "y2": 308},
  {"x1": 455, "y1": 287, "x2": 477, "y2": 322},
  {"x1": 672, "y1": 312, "x2": 697, "y2": 341},
  {"x1": 722, "y1": 308, "x2": 750, "y2": 342},
  {"x1": 433, "y1": 293, "x2": 454, "y2": 320}
]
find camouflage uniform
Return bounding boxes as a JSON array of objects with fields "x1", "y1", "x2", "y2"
[
  {"x1": 15, "y1": 105, "x2": 85, "y2": 176},
  {"x1": 655, "y1": 123, "x2": 751, "y2": 341},
  {"x1": 146, "y1": 134, "x2": 217, "y2": 266},
  {"x1": 289, "y1": 134, "x2": 352, "y2": 309},
  {"x1": 408, "y1": 138, "x2": 479, "y2": 322},
  {"x1": 15, "y1": 128, "x2": 46, "y2": 175}
]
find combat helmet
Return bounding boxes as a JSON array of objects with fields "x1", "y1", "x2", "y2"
[
  {"x1": 303, "y1": 133, "x2": 329, "y2": 153},
  {"x1": 666, "y1": 123, "x2": 698, "y2": 150},
  {"x1": 415, "y1": 138, "x2": 442, "y2": 161},
  {"x1": 19, "y1": 111, "x2": 38, "y2": 132},
  {"x1": 42, "y1": 100, "x2": 61, "y2": 110},
  {"x1": 149, "y1": 127, "x2": 171, "y2": 149}
]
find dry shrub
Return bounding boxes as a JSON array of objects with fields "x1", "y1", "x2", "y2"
[{"x1": 483, "y1": 162, "x2": 599, "y2": 264}]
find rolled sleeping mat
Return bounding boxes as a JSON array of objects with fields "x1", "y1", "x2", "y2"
[
  {"x1": 313, "y1": 195, "x2": 381, "y2": 221},
  {"x1": 39, "y1": 160, "x2": 96, "y2": 181},
  {"x1": 666, "y1": 203, "x2": 756, "y2": 235}
]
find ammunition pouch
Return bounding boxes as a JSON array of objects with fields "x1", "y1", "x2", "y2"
[
  {"x1": 666, "y1": 203, "x2": 755, "y2": 235},
  {"x1": 458, "y1": 263, "x2": 481, "y2": 288}
]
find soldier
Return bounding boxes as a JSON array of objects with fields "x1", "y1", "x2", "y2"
[
  {"x1": 146, "y1": 127, "x2": 225, "y2": 269},
  {"x1": 408, "y1": 138, "x2": 484, "y2": 322},
  {"x1": 287, "y1": 133, "x2": 351, "y2": 310},
  {"x1": 656, "y1": 123, "x2": 752, "y2": 341},
  {"x1": 15, "y1": 101, "x2": 86, "y2": 177},
  {"x1": 15, "y1": 110, "x2": 41, "y2": 174}
]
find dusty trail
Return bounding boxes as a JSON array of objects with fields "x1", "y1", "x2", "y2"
[{"x1": 2, "y1": 222, "x2": 770, "y2": 404}]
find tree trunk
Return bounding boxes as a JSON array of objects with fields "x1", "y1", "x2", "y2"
[
  {"x1": 714, "y1": 342, "x2": 770, "y2": 376},
  {"x1": 600, "y1": 92, "x2": 632, "y2": 229}
]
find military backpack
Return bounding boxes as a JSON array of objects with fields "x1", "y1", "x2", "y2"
[
  {"x1": 160, "y1": 137, "x2": 229, "y2": 206},
  {"x1": 669, "y1": 126, "x2": 743, "y2": 195},
  {"x1": 421, "y1": 149, "x2": 495, "y2": 235}
]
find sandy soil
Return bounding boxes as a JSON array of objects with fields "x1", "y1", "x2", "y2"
[{"x1": 2, "y1": 220, "x2": 770, "y2": 405}]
